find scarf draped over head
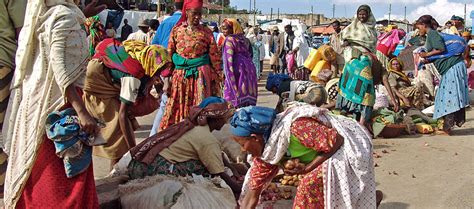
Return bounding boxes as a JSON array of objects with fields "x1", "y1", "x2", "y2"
[
  {"x1": 265, "y1": 73, "x2": 291, "y2": 91},
  {"x1": 340, "y1": 4, "x2": 377, "y2": 52},
  {"x1": 176, "y1": 0, "x2": 203, "y2": 26},
  {"x1": 387, "y1": 58, "x2": 410, "y2": 82},
  {"x1": 84, "y1": 15, "x2": 106, "y2": 57},
  {"x1": 130, "y1": 97, "x2": 234, "y2": 164},
  {"x1": 139, "y1": 45, "x2": 172, "y2": 77},
  {"x1": 123, "y1": 40, "x2": 147, "y2": 60},
  {"x1": 223, "y1": 18, "x2": 244, "y2": 34},
  {"x1": 230, "y1": 106, "x2": 276, "y2": 139}
]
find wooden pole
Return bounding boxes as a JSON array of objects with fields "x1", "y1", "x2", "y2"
[
  {"x1": 270, "y1": 8, "x2": 273, "y2": 20},
  {"x1": 277, "y1": 8, "x2": 279, "y2": 20},
  {"x1": 311, "y1": 6, "x2": 313, "y2": 27},
  {"x1": 253, "y1": 0, "x2": 256, "y2": 26},
  {"x1": 157, "y1": 0, "x2": 161, "y2": 17},
  {"x1": 388, "y1": 4, "x2": 391, "y2": 26}
]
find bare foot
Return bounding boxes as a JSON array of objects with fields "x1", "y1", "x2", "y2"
[{"x1": 376, "y1": 190, "x2": 384, "y2": 208}]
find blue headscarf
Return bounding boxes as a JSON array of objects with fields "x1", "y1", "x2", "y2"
[
  {"x1": 199, "y1": 96, "x2": 226, "y2": 108},
  {"x1": 230, "y1": 106, "x2": 276, "y2": 141},
  {"x1": 265, "y1": 73, "x2": 291, "y2": 91}
]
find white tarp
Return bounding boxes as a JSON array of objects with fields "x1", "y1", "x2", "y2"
[{"x1": 98, "y1": 9, "x2": 158, "y2": 39}]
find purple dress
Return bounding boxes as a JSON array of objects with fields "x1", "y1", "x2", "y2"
[{"x1": 223, "y1": 34, "x2": 258, "y2": 108}]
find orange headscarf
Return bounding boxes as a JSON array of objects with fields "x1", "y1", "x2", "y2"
[
  {"x1": 176, "y1": 0, "x2": 203, "y2": 26},
  {"x1": 222, "y1": 18, "x2": 244, "y2": 34}
]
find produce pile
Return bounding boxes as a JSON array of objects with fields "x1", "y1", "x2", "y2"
[
  {"x1": 280, "y1": 159, "x2": 305, "y2": 186},
  {"x1": 260, "y1": 183, "x2": 293, "y2": 202}
]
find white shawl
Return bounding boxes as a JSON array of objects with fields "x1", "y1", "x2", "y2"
[
  {"x1": 2, "y1": 0, "x2": 87, "y2": 207},
  {"x1": 241, "y1": 103, "x2": 376, "y2": 208}
]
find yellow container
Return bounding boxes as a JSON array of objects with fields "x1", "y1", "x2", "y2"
[
  {"x1": 303, "y1": 48, "x2": 321, "y2": 70},
  {"x1": 319, "y1": 45, "x2": 337, "y2": 62},
  {"x1": 416, "y1": 123, "x2": 434, "y2": 134},
  {"x1": 310, "y1": 60, "x2": 330, "y2": 83}
]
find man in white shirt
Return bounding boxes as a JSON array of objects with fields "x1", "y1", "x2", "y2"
[{"x1": 127, "y1": 19, "x2": 149, "y2": 43}]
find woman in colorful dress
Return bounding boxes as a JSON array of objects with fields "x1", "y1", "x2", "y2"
[
  {"x1": 230, "y1": 104, "x2": 377, "y2": 209},
  {"x1": 416, "y1": 15, "x2": 470, "y2": 134},
  {"x1": 83, "y1": 38, "x2": 171, "y2": 169},
  {"x1": 221, "y1": 18, "x2": 258, "y2": 108},
  {"x1": 387, "y1": 58, "x2": 425, "y2": 109},
  {"x1": 337, "y1": 4, "x2": 399, "y2": 128},
  {"x1": 2, "y1": 0, "x2": 106, "y2": 208},
  {"x1": 159, "y1": 0, "x2": 222, "y2": 130},
  {"x1": 127, "y1": 97, "x2": 241, "y2": 194}
]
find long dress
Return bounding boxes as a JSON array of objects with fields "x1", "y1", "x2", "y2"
[
  {"x1": 159, "y1": 24, "x2": 222, "y2": 130},
  {"x1": 3, "y1": 2, "x2": 98, "y2": 208},
  {"x1": 223, "y1": 34, "x2": 258, "y2": 108}
]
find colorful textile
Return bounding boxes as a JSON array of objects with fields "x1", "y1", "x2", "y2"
[
  {"x1": 266, "y1": 73, "x2": 291, "y2": 91},
  {"x1": 376, "y1": 29, "x2": 406, "y2": 56},
  {"x1": 172, "y1": 53, "x2": 211, "y2": 78},
  {"x1": 3, "y1": 2, "x2": 89, "y2": 207},
  {"x1": 387, "y1": 58, "x2": 410, "y2": 82},
  {"x1": 433, "y1": 61, "x2": 469, "y2": 120},
  {"x1": 340, "y1": 5, "x2": 377, "y2": 53},
  {"x1": 45, "y1": 108, "x2": 101, "y2": 178},
  {"x1": 93, "y1": 38, "x2": 145, "y2": 79},
  {"x1": 223, "y1": 18, "x2": 244, "y2": 34},
  {"x1": 425, "y1": 30, "x2": 465, "y2": 75},
  {"x1": 132, "y1": 97, "x2": 233, "y2": 165},
  {"x1": 159, "y1": 24, "x2": 222, "y2": 130},
  {"x1": 128, "y1": 154, "x2": 210, "y2": 179},
  {"x1": 123, "y1": 40, "x2": 147, "y2": 60},
  {"x1": 84, "y1": 15, "x2": 106, "y2": 57},
  {"x1": 230, "y1": 106, "x2": 276, "y2": 138},
  {"x1": 223, "y1": 34, "x2": 258, "y2": 108},
  {"x1": 338, "y1": 55, "x2": 376, "y2": 107},
  {"x1": 139, "y1": 45, "x2": 172, "y2": 77},
  {"x1": 293, "y1": 162, "x2": 326, "y2": 209},
  {"x1": 247, "y1": 158, "x2": 279, "y2": 191},
  {"x1": 371, "y1": 108, "x2": 404, "y2": 138},
  {"x1": 15, "y1": 139, "x2": 98, "y2": 209}
]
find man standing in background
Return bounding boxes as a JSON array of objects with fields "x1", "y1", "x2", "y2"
[
  {"x1": 121, "y1": 19, "x2": 133, "y2": 40},
  {"x1": 329, "y1": 20, "x2": 344, "y2": 78},
  {"x1": 149, "y1": 0, "x2": 184, "y2": 136},
  {"x1": 0, "y1": 0, "x2": 27, "y2": 197}
]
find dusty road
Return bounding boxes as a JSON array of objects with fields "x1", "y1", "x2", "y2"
[{"x1": 92, "y1": 64, "x2": 474, "y2": 209}]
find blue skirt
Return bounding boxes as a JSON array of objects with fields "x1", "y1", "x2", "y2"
[{"x1": 433, "y1": 61, "x2": 469, "y2": 119}]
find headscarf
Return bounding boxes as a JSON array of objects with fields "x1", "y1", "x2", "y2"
[
  {"x1": 139, "y1": 45, "x2": 172, "y2": 77},
  {"x1": 93, "y1": 38, "x2": 145, "y2": 78},
  {"x1": 340, "y1": 4, "x2": 377, "y2": 52},
  {"x1": 123, "y1": 40, "x2": 147, "y2": 60},
  {"x1": 176, "y1": 0, "x2": 203, "y2": 26},
  {"x1": 387, "y1": 58, "x2": 410, "y2": 82},
  {"x1": 130, "y1": 97, "x2": 234, "y2": 164},
  {"x1": 451, "y1": 15, "x2": 464, "y2": 23},
  {"x1": 230, "y1": 106, "x2": 276, "y2": 139},
  {"x1": 84, "y1": 15, "x2": 106, "y2": 57},
  {"x1": 222, "y1": 18, "x2": 244, "y2": 34},
  {"x1": 265, "y1": 73, "x2": 291, "y2": 91}
]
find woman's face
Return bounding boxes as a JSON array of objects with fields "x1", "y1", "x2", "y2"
[
  {"x1": 231, "y1": 135, "x2": 263, "y2": 157},
  {"x1": 391, "y1": 60, "x2": 401, "y2": 71},
  {"x1": 417, "y1": 23, "x2": 428, "y2": 34},
  {"x1": 208, "y1": 117, "x2": 227, "y2": 131},
  {"x1": 186, "y1": 9, "x2": 202, "y2": 26},
  {"x1": 221, "y1": 24, "x2": 232, "y2": 36},
  {"x1": 357, "y1": 9, "x2": 369, "y2": 23}
]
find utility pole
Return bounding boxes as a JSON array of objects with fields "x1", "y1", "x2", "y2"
[
  {"x1": 270, "y1": 8, "x2": 273, "y2": 20},
  {"x1": 332, "y1": 4, "x2": 335, "y2": 19},
  {"x1": 404, "y1": 6, "x2": 408, "y2": 32},
  {"x1": 464, "y1": 4, "x2": 467, "y2": 25},
  {"x1": 311, "y1": 6, "x2": 314, "y2": 27},
  {"x1": 277, "y1": 8, "x2": 280, "y2": 20},
  {"x1": 388, "y1": 4, "x2": 391, "y2": 25},
  {"x1": 157, "y1": 0, "x2": 161, "y2": 17},
  {"x1": 249, "y1": 0, "x2": 251, "y2": 14},
  {"x1": 253, "y1": 0, "x2": 256, "y2": 26}
]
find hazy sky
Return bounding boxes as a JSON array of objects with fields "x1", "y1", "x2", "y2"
[{"x1": 230, "y1": 0, "x2": 473, "y2": 24}]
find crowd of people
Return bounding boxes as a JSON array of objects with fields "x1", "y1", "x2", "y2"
[{"x1": 0, "y1": 0, "x2": 472, "y2": 208}]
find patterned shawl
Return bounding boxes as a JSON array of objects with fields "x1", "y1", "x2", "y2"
[
  {"x1": 139, "y1": 45, "x2": 172, "y2": 77},
  {"x1": 84, "y1": 15, "x2": 106, "y2": 57},
  {"x1": 130, "y1": 97, "x2": 235, "y2": 165},
  {"x1": 387, "y1": 58, "x2": 410, "y2": 83},
  {"x1": 340, "y1": 5, "x2": 377, "y2": 53},
  {"x1": 223, "y1": 18, "x2": 244, "y2": 34}
]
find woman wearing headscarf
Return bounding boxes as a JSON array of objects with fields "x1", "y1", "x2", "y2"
[
  {"x1": 159, "y1": 0, "x2": 222, "y2": 130},
  {"x1": 416, "y1": 15, "x2": 469, "y2": 135},
  {"x1": 83, "y1": 38, "x2": 172, "y2": 169},
  {"x1": 84, "y1": 15, "x2": 106, "y2": 57},
  {"x1": 387, "y1": 58, "x2": 425, "y2": 109},
  {"x1": 376, "y1": 28, "x2": 406, "y2": 68},
  {"x1": 337, "y1": 5, "x2": 399, "y2": 128},
  {"x1": 2, "y1": 0, "x2": 106, "y2": 208},
  {"x1": 230, "y1": 104, "x2": 378, "y2": 209},
  {"x1": 126, "y1": 97, "x2": 241, "y2": 194},
  {"x1": 220, "y1": 18, "x2": 258, "y2": 108}
]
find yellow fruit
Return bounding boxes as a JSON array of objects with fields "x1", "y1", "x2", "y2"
[
  {"x1": 281, "y1": 180, "x2": 288, "y2": 185},
  {"x1": 288, "y1": 180, "x2": 294, "y2": 185}
]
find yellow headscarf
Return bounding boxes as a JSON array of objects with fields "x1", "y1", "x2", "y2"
[
  {"x1": 388, "y1": 58, "x2": 409, "y2": 82},
  {"x1": 139, "y1": 45, "x2": 172, "y2": 77},
  {"x1": 123, "y1": 40, "x2": 147, "y2": 60},
  {"x1": 223, "y1": 18, "x2": 244, "y2": 34}
]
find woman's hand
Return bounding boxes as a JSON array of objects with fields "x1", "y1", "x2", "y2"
[
  {"x1": 419, "y1": 52, "x2": 428, "y2": 58},
  {"x1": 77, "y1": 110, "x2": 99, "y2": 135}
]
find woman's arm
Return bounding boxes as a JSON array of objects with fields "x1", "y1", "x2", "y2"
[
  {"x1": 392, "y1": 87, "x2": 411, "y2": 107},
  {"x1": 118, "y1": 103, "x2": 136, "y2": 148},
  {"x1": 382, "y1": 75, "x2": 400, "y2": 112},
  {"x1": 65, "y1": 85, "x2": 98, "y2": 134},
  {"x1": 301, "y1": 133, "x2": 343, "y2": 174}
]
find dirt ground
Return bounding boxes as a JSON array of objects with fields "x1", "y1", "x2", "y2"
[{"x1": 88, "y1": 63, "x2": 474, "y2": 209}]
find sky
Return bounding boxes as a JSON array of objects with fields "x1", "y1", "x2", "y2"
[{"x1": 230, "y1": 0, "x2": 474, "y2": 26}]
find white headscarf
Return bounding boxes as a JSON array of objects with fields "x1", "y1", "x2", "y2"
[{"x1": 340, "y1": 4, "x2": 377, "y2": 52}]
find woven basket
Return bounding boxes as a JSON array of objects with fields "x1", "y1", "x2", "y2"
[{"x1": 379, "y1": 124, "x2": 406, "y2": 138}]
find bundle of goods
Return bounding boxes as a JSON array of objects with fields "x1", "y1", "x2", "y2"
[
  {"x1": 303, "y1": 45, "x2": 336, "y2": 84},
  {"x1": 372, "y1": 108, "x2": 405, "y2": 138},
  {"x1": 403, "y1": 109, "x2": 438, "y2": 134}
]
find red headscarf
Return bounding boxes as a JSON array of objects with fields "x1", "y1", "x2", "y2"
[{"x1": 176, "y1": 0, "x2": 203, "y2": 26}]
